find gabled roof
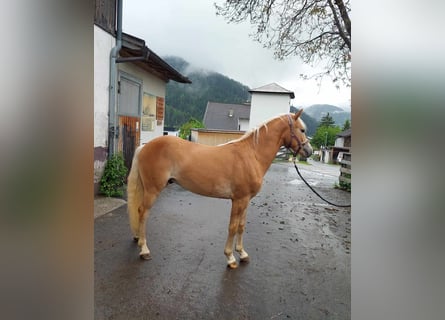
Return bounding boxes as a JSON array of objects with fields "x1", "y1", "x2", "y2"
[
  {"x1": 119, "y1": 33, "x2": 191, "y2": 84},
  {"x1": 249, "y1": 83, "x2": 295, "y2": 99},
  {"x1": 203, "y1": 102, "x2": 251, "y2": 130},
  {"x1": 337, "y1": 128, "x2": 351, "y2": 137}
]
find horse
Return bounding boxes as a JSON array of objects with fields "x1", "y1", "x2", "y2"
[{"x1": 127, "y1": 109, "x2": 313, "y2": 269}]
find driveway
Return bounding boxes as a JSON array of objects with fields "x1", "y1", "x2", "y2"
[{"x1": 94, "y1": 160, "x2": 351, "y2": 319}]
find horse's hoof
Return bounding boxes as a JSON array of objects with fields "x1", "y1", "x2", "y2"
[
  {"x1": 133, "y1": 237, "x2": 139, "y2": 243},
  {"x1": 240, "y1": 256, "x2": 250, "y2": 263},
  {"x1": 140, "y1": 253, "x2": 152, "y2": 260},
  {"x1": 227, "y1": 262, "x2": 238, "y2": 269}
]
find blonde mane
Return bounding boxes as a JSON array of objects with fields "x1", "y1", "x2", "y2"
[
  {"x1": 297, "y1": 117, "x2": 307, "y2": 131},
  {"x1": 222, "y1": 115, "x2": 289, "y2": 146}
]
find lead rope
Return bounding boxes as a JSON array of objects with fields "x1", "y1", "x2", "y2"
[{"x1": 292, "y1": 155, "x2": 351, "y2": 208}]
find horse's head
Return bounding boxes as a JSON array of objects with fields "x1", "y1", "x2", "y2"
[{"x1": 284, "y1": 109, "x2": 313, "y2": 158}]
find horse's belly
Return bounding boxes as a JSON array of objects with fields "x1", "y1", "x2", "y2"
[{"x1": 177, "y1": 179, "x2": 233, "y2": 199}]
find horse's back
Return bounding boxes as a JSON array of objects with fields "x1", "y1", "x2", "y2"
[{"x1": 139, "y1": 135, "x2": 188, "y2": 154}]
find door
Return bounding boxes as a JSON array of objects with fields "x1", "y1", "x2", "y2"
[
  {"x1": 117, "y1": 73, "x2": 141, "y2": 170},
  {"x1": 118, "y1": 116, "x2": 140, "y2": 171}
]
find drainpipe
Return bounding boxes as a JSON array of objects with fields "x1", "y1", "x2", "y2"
[{"x1": 108, "y1": 0, "x2": 123, "y2": 158}]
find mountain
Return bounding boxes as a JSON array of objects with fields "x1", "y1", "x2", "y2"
[
  {"x1": 163, "y1": 56, "x2": 251, "y2": 128},
  {"x1": 303, "y1": 104, "x2": 351, "y2": 127},
  {"x1": 163, "y1": 56, "x2": 339, "y2": 136}
]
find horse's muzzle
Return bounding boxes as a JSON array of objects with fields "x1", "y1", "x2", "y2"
[{"x1": 303, "y1": 143, "x2": 313, "y2": 158}]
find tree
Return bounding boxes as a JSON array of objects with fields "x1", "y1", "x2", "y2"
[
  {"x1": 215, "y1": 0, "x2": 351, "y2": 86},
  {"x1": 311, "y1": 113, "x2": 341, "y2": 148},
  {"x1": 178, "y1": 118, "x2": 205, "y2": 140},
  {"x1": 319, "y1": 112, "x2": 336, "y2": 127},
  {"x1": 164, "y1": 56, "x2": 250, "y2": 128},
  {"x1": 342, "y1": 118, "x2": 350, "y2": 130},
  {"x1": 311, "y1": 125, "x2": 341, "y2": 149}
]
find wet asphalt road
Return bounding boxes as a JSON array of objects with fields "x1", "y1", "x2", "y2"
[{"x1": 95, "y1": 161, "x2": 351, "y2": 319}]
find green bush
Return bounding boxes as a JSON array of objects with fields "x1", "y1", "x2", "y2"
[
  {"x1": 100, "y1": 153, "x2": 128, "y2": 197},
  {"x1": 337, "y1": 180, "x2": 351, "y2": 192},
  {"x1": 178, "y1": 118, "x2": 205, "y2": 139}
]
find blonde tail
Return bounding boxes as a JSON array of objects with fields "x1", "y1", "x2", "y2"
[{"x1": 127, "y1": 145, "x2": 144, "y2": 239}]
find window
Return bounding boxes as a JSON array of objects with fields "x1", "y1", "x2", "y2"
[{"x1": 141, "y1": 93, "x2": 156, "y2": 131}]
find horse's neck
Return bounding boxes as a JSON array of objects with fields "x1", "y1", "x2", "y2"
[{"x1": 248, "y1": 119, "x2": 286, "y2": 174}]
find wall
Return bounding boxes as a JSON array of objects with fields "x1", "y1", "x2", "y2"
[
  {"x1": 239, "y1": 118, "x2": 249, "y2": 131},
  {"x1": 94, "y1": 25, "x2": 115, "y2": 192},
  {"x1": 335, "y1": 137, "x2": 345, "y2": 147},
  {"x1": 249, "y1": 93, "x2": 291, "y2": 129},
  {"x1": 321, "y1": 149, "x2": 332, "y2": 163},
  {"x1": 94, "y1": 26, "x2": 114, "y2": 148},
  {"x1": 191, "y1": 130, "x2": 245, "y2": 146},
  {"x1": 94, "y1": 25, "x2": 168, "y2": 194}
]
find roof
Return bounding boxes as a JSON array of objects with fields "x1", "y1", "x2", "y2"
[
  {"x1": 119, "y1": 33, "x2": 191, "y2": 84},
  {"x1": 336, "y1": 128, "x2": 351, "y2": 137},
  {"x1": 249, "y1": 83, "x2": 295, "y2": 99},
  {"x1": 203, "y1": 102, "x2": 251, "y2": 130}
]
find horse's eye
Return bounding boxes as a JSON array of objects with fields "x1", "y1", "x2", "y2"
[{"x1": 301, "y1": 129, "x2": 305, "y2": 133}]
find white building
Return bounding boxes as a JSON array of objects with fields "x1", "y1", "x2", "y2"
[
  {"x1": 248, "y1": 83, "x2": 295, "y2": 129},
  {"x1": 94, "y1": 0, "x2": 190, "y2": 194}
]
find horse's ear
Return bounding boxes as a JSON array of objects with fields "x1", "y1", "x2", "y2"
[{"x1": 294, "y1": 109, "x2": 303, "y2": 119}]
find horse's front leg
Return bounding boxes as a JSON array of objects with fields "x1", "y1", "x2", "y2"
[{"x1": 224, "y1": 197, "x2": 249, "y2": 269}]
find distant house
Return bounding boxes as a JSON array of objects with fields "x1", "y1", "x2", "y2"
[
  {"x1": 203, "y1": 102, "x2": 251, "y2": 131},
  {"x1": 335, "y1": 128, "x2": 351, "y2": 149},
  {"x1": 191, "y1": 102, "x2": 249, "y2": 145},
  {"x1": 194, "y1": 83, "x2": 294, "y2": 146},
  {"x1": 320, "y1": 128, "x2": 352, "y2": 164},
  {"x1": 94, "y1": 0, "x2": 190, "y2": 194},
  {"x1": 333, "y1": 128, "x2": 351, "y2": 163}
]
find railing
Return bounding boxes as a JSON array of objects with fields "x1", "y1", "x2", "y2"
[{"x1": 339, "y1": 152, "x2": 351, "y2": 186}]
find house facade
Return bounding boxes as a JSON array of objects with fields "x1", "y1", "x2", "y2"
[
  {"x1": 248, "y1": 83, "x2": 295, "y2": 130},
  {"x1": 94, "y1": 0, "x2": 190, "y2": 194}
]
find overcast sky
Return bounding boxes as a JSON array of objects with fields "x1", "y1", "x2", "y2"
[{"x1": 123, "y1": 0, "x2": 351, "y2": 109}]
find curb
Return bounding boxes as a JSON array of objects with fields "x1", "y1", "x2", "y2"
[{"x1": 94, "y1": 196, "x2": 127, "y2": 219}]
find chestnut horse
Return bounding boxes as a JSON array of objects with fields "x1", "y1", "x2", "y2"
[{"x1": 127, "y1": 110, "x2": 312, "y2": 268}]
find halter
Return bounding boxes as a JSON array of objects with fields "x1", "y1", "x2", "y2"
[{"x1": 286, "y1": 114, "x2": 308, "y2": 156}]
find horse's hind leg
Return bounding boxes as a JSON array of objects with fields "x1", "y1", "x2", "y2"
[
  {"x1": 138, "y1": 190, "x2": 159, "y2": 260},
  {"x1": 235, "y1": 207, "x2": 249, "y2": 263},
  {"x1": 224, "y1": 197, "x2": 249, "y2": 269}
]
